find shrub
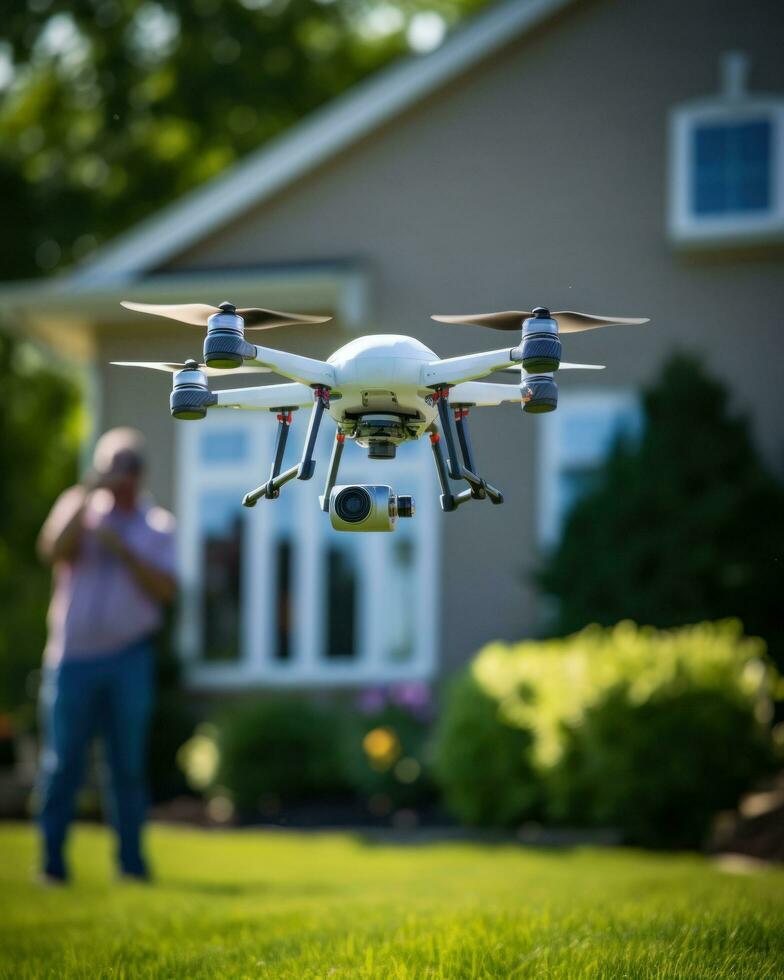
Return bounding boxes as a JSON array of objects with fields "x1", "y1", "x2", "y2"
[
  {"x1": 341, "y1": 684, "x2": 436, "y2": 814},
  {"x1": 432, "y1": 672, "x2": 541, "y2": 827},
  {"x1": 434, "y1": 621, "x2": 780, "y2": 845},
  {"x1": 180, "y1": 698, "x2": 346, "y2": 816},
  {"x1": 0, "y1": 330, "x2": 80, "y2": 713},
  {"x1": 148, "y1": 626, "x2": 197, "y2": 803},
  {"x1": 550, "y1": 686, "x2": 773, "y2": 848}
]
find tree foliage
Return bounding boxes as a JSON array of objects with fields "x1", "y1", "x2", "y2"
[
  {"x1": 0, "y1": 0, "x2": 487, "y2": 280},
  {"x1": 0, "y1": 330, "x2": 80, "y2": 712},
  {"x1": 538, "y1": 355, "x2": 784, "y2": 670}
]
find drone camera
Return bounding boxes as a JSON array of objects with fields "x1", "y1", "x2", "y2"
[
  {"x1": 170, "y1": 363, "x2": 216, "y2": 420},
  {"x1": 204, "y1": 303, "x2": 250, "y2": 369},
  {"x1": 522, "y1": 374, "x2": 558, "y2": 414},
  {"x1": 521, "y1": 309, "x2": 561, "y2": 373},
  {"x1": 329, "y1": 485, "x2": 415, "y2": 532}
]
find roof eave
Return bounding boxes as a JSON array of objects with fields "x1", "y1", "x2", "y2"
[{"x1": 0, "y1": 264, "x2": 369, "y2": 359}]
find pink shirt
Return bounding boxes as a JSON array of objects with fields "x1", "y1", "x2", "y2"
[{"x1": 44, "y1": 488, "x2": 176, "y2": 664}]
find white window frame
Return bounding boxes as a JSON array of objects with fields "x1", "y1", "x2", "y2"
[
  {"x1": 536, "y1": 389, "x2": 640, "y2": 548},
  {"x1": 668, "y1": 97, "x2": 784, "y2": 247},
  {"x1": 176, "y1": 408, "x2": 440, "y2": 690}
]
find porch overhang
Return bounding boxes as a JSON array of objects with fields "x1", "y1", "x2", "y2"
[{"x1": 0, "y1": 262, "x2": 369, "y2": 361}]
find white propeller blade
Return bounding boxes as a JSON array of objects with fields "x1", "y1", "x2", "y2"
[
  {"x1": 433, "y1": 311, "x2": 649, "y2": 333},
  {"x1": 120, "y1": 300, "x2": 332, "y2": 329},
  {"x1": 111, "y1": 361, "x2": 271, "y2": 377},
  {"x1": 502, "y1": 362, "x2": 605, "y2": 372}
]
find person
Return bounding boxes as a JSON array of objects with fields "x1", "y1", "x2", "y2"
[{"x1": 36, "y1": 427, "x2": 176, "y2": 884}]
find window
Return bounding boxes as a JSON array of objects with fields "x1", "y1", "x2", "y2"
[
  {"x1": 176, "y1": 409, "x2": 438, "y2": 689},
  {"x1": 669, "y1": 100, "x2": 784, "y2": 246},
  {"x1": 199, "y1": 489, "x2": 245, "y2": 662},
  {"x1": 537, "y1": 391, "x2": 641, "y2": 547},
  {"x1": 693, "y1": 119, "x2": 771, "y2": 215}
]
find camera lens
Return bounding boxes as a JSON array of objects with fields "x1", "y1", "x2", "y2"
[{"x1": 335, "y1": 486, "x2": 372, "y2": 524}]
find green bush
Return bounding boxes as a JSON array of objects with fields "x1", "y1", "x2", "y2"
[
  {"x1": 341, "y1": 694, "x2": 435, "y2": 814},
  {"x1": 550, "y1": 686, "x2": 773, "y2": 848},
  {"x1": 0, "y1": 330, "x2": 80, "y2": 713},
  {"x1": 433, "y1": 672, "x2": 541, "y2": 827},
  {"x1": 434, "y1": 621, "x2": 780, "y2": 845},
  {"x1": 180, "y1": 698, "x2": 347, "y2": 816}
]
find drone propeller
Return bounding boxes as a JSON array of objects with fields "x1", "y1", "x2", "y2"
[
  {"x1": 432, "y1": 310, "x2": 649, "y2": 333},
  {"x1": 502, "y1": 361, "x2": 605, "y2": 372},
  {"x1": 111, "y1": 360, "x2": 271, "y2": 377},
  {"x1": 121, "y1": 300, "x2": 332, "y2": 330}
]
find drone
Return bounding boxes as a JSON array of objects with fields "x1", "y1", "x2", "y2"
[{"x1": 114, "y1": 300, "x2": 649, "y2": 531}]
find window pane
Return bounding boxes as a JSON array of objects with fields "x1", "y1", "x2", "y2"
[
  {"x1": 693, "y1": 119, "x2": 771, "y2": 216},
  {"x1": 200, "y1": 490, "x2": 244, "y2": 661},
  {"x1": 385, "y1": 535, "x2": 416, "y2": 664},
  {"x1": 554, "y1": 399, "x2": 640, "y2": 537},
  {"x1": 200, "y1": 428, "x2": 249, "y2": 464},
  {"x1": 270, "y1": 494, "x2": 295, "y2": 662},
  {"x1": 559, "y1": 466, "x2": 603, "y2": 520},
  {"x1": 325, "y1": 541, "x2": 358, "y2": 659},
  {"x1": 560, "y1": 407, "x2": 639, "y2": 465}
]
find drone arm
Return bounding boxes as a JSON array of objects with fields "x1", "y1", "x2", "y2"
[
  {"x1": 422, "y1": 348, "x2": 519, "y2": 387},
  {"x1": 248, "y1": 344, "x2": 335, "y2": 388},
  {"x1": 214, "y1": 382, "x2": 315, "y2": 410},
  {"x1": 449, "y1": 381, "x2": 526, "y2": 407}
]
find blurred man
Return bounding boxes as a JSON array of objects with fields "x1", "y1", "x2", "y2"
[{"x1": 36, "y1": 428, "x2": 176, "y2": 884}]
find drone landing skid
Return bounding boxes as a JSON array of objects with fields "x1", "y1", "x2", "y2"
[
  {"x1": 319, "y1": 431, "x2": 346, "y2": 512},
  {"x1": 429, "y1": 390, "x2": 504, "y2": 513},
  {"x1": 243, "y1": 387, "x2": 331, "y2": 507}
]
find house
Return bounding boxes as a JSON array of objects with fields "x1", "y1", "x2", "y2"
[{"x1": 4, "y1": 0, "x2": 783, "y2": 693}]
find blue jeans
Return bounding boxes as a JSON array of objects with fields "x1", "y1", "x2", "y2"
[{"x1": 37, "y1": 638, "x2": 154, "y2": 880}]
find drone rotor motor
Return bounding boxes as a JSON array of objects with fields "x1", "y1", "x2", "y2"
[
  {"x1": 520, "y1": 307, "x2": 562, "y2": 373},
  {"x1": 204, "y1": 301, "x2": 252, "y2": 369},
  {"x1": 170, "y1": 361, "x2": 216, "y2": 420},
  {"x1": 522, "y1": 374, "x2": 558, "y2": 414}
]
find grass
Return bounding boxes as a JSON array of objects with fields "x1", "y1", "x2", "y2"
[{"x1": 0, "y1": 823, "x2": 783, "y2": 979}]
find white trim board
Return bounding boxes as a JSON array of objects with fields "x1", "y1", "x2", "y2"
[{"x1": 71, "y1": 0, "x2": 579, "y2": 286}]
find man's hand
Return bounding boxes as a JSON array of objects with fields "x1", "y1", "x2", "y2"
[
  {"x1": 95, "y1": 526, "x2": 176, "y2": 604},
  {"x1": 95, "y1": 525, "x2": 129, "y2": 559}
]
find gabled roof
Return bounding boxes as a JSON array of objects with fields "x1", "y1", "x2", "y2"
[{"x1": 72, "y1": 0, "x2": 578, "y2": 287}]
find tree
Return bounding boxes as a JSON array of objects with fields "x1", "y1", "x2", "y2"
[
  {"x1": 0, "y1": 0, "x2": 487, "y2": 280},
  {"x1": 538, "y1": 354, "x2": 784, "y2": 671},
  {"x1": 0, "y1": 330, "x2": 80, "y2": 712}
]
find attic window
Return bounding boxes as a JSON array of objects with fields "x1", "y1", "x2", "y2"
[
  {"x1": 668, "y1": 53, "x2": 784, "y2": 246},
  {"x1": 692, "y1": 118, "x2": 771, "y2": 215}
]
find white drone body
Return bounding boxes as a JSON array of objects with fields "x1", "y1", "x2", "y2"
[{"x1": 115, "y1": 301, "x2": 648, "y2": 530}]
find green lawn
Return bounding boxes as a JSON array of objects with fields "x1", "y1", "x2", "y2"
[{"x1": 1, "y1": 823, "x2": 782, "y2": 979}]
